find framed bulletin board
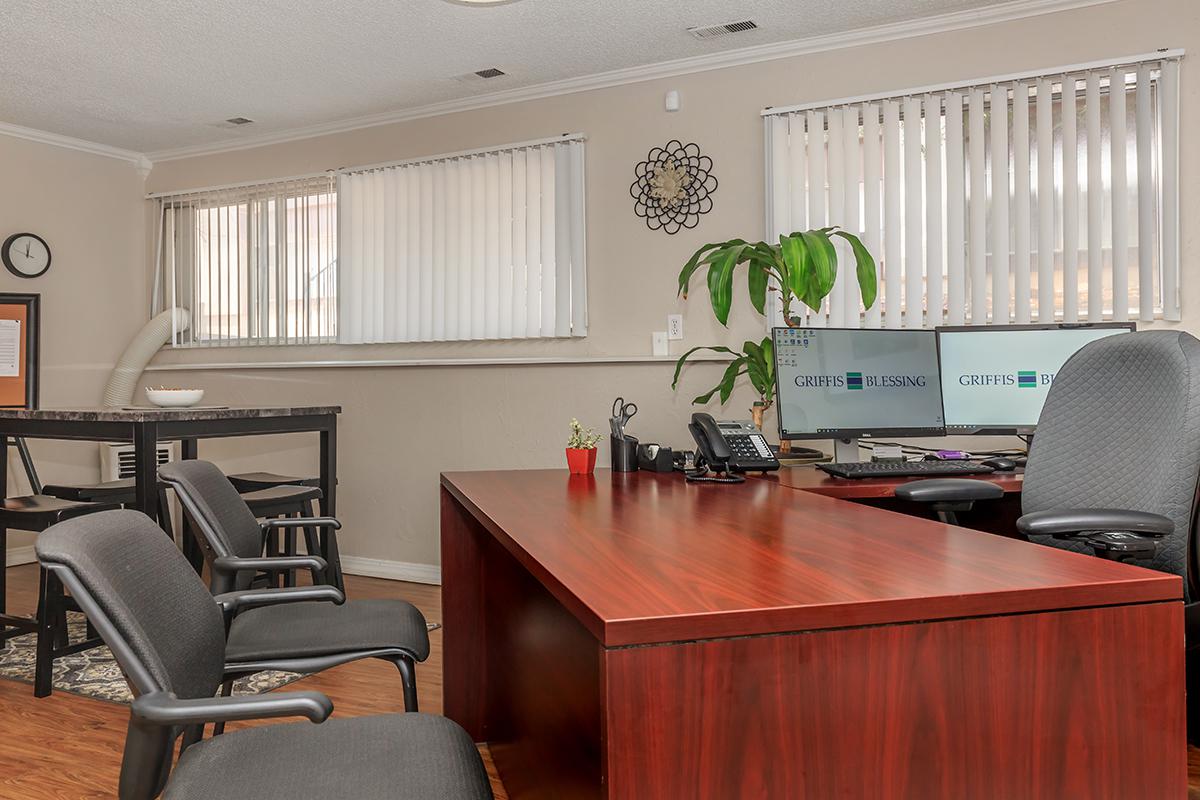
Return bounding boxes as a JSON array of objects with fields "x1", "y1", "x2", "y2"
[{"x1": 0, "y1": 293, "x2": 39, "y2": 409}]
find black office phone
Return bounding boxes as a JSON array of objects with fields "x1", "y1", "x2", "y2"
[{"x1": 688, "y1": 413, "x2": 780, "y2": 474}]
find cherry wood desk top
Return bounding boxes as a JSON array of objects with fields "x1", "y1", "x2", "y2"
[
  {"x1": 440, "y1": 469, "x2": 1178, "y2": 648},
  {"x1": 768, "y1": 464, "x2": 1024, "y2": 499}
]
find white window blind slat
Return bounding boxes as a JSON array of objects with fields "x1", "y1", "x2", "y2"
[
  {"x1": 826, "y1": 110, "x2": 846, "y2": 327},
  {"x1": 1012, "y1": 81, "x2": 1031, "y2": 324},
  {"x1": 1035, "y1": 78, "x2": 1055, "y2": 322},
  {"x1": 882, "y1": 101, "x2": 901, "y2": 330},
  {"x1": 968, "y1": 88, "x2": 988, "y2": 324},
  {"x1": 903, "y1": 96, "x2": 923, "y2": 329},
  {"x1": 944, "y1": 91, "x2": 965, "y2": 325},
  {"x1": 760, "y1": 55, "x2": 1179, "y2": 329},
  {"x1": 924, "y1": 95, "x2": 944, "y2": 327},
  {"x1": 1161, "y1": 59, "x2": 1181, "y2": 321},
  {"x1": 1061, "y1": 74, "x2": 1080, "y2": 323},
  {"x1": 862, "y1": 103, "x2": 883, "y2": 329}
]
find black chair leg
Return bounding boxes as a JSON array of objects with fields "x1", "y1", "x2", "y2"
[
  {"x1": 33, "y1": 567, "x2": 58, "y2": 697},
  {"x1": 282, "y1": 519, "x2": 297, "y2": 588},
  {"x1": 0, "y1": 526, "x2": 7, "y2": 640},
  {"x1": 395, "y1": 654, "x2": 419, "y2": 712},
  {"x1": 213, "y1": 678, "x2": 234, "y2": 736}
]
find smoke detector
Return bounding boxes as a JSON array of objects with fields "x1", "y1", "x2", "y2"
[{"x1": 687, "y1": 19, "x2": 758, "y2": 41}]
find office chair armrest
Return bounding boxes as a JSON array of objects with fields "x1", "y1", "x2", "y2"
[
  {"x1": 1017, "y1": 508, "x2": 1174, "y2": 539},
  {"x1": 261, "y1": 516, "x2": 341, "y2": 531},
  {"x1": 211, "y1": 554, "x2": 328, "y2": 575},
  {"x1": 894, "y1": 478, "x2": 1005, "y2": 504},
  {"x1": 131, "y1": 690, "x2": 332, "y2": 726},
  {"x1": 213, "y1": 585, "x2": 345, "y2": 615}
]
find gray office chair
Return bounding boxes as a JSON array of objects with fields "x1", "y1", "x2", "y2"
[
  {"x1": 158, "y1": 460, "x2": 429, "y2": 712},
  {"x1": 35, "y1": 510, "x2": 491, "y2": 800},
  {"x1": 896, "y1": 330, "x2": 1200, "y2": 591}
]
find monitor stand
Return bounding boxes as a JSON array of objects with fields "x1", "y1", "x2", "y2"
[{"x1": 833, "y1": 437, "x2": 860, "y2": 463}]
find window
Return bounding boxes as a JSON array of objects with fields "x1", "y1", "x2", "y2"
[
  {"x1": 152, "y1": 135, "x2": 587, "y2": 347},
  {"x1": 154, "y1": 176, "x2": 338, "y2": 345},
  {"x1": 764, "y1": 53, "x2": 1180, "y2": 328},
  {"x1": 337, "y1": 137, "x2": 587, "y2": 343}
]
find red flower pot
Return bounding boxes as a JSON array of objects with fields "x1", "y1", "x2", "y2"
[{"x1": 565, "y1": 447, "x2": 598, "y2": 475}]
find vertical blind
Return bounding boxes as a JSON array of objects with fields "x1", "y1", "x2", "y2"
[
  {"x1": 337, "y1": 136, "x2": 587, "y2": 344},
  {"x1": 153, "y1": 175, "x2": 338, "y2": 345},
  {"x1": 764, "y1": 52, "x2": 1181, "y2": 328}
]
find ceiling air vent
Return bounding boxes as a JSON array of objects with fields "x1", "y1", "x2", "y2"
[
  {"x1": 687, "y1": 19, "x2": 758, "y2": 41},
  {"x1": 474, "y1": 67, "x2": 506, "y2": 79},
  {"x1": 452, "y1": 67, "x2": 508, "y2": 83},
  {"x1": 224, "y1": 117, "x2": 255, "y2": 125}
]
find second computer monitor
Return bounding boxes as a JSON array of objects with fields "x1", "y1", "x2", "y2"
[
  {"x1": 773, "y1": 327, "x2": 945, "y2": 440},
  {"x1": 937, "y1": 323, "x2": 1135, "y2": 434}
]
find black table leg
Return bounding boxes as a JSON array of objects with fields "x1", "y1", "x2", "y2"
[
  {"x1": 179, "y1": 438, "x2": 203, "y2": 572},
  {"x1": 319, "y1": 419, "x2": 344, "y2": 592},
  {"x1": 132, "y1": 422, "x2": 160, "y2": 521},
  {"x1": 0, "y1": 436, "x2": 7, "y2": 634}
]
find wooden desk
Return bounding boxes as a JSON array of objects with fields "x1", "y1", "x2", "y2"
[{"x1": 441, "y1": 469, "x2": 1184, "y2": 799}]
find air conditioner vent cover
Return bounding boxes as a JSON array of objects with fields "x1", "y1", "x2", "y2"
[{"x1": 688, "y1": 19, "x2": 758, "y2": 40}]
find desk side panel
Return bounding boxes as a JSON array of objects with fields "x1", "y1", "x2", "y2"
[{"x1": 604, "y1": 601, "x2": 1185, "y2": 799}]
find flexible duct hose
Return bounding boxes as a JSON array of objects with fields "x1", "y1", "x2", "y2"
[{"x1": 103, "y1": 308, "x2": 191, "y2": 408}]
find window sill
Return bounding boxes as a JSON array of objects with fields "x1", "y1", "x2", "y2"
[{"x1": 144, "y1": 354, "x2": 727, "y2": 371}]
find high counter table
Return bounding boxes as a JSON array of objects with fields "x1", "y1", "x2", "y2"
[
  {"x1": 440, "y1": 468, "x2": 1184, "y2": 799},
  {"x1": 0, "y1": 405, "x2": 341, "y2": 583}
]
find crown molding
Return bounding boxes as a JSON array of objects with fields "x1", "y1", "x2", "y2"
[
  {"x1": 0, "y1": 119, "x2": 146, "y2": 165},
  {"x1": 146, "y1": 0, "x2": 1117, "y2": 163}
]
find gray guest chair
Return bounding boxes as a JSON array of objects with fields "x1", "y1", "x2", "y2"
[
  {"x1": 157, "y1": 460, "x2": 429, "y2": 713},
  {"x1": 35, "y1": 510, "x2": 492, "y2": 800},
  {"x1": 895, "y1": 330, "x2": 1200, "y2": 735}
]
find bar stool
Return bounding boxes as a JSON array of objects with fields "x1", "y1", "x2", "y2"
[
  {"x1": 0, "y1": 494, "x2": 122, "y2": 696},
  {"x1": 42, "y1": 478, "x2": 175, "y2": 539},
  {"x1": 242, "y1": 484, "x2": 325, "y2": 588}
]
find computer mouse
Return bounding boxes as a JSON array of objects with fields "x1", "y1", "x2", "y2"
[{"x1": 980, "y1": 457, "x2": 1017, "y2": 471}]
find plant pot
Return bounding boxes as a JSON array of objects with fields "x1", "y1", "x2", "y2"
[{"x1": 566, "y1": 447, "x2": 598, "y2": 475}]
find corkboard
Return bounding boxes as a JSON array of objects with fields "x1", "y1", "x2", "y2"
[{"x1": 0, "y1": 294, "x2": 39, "y2": 409}]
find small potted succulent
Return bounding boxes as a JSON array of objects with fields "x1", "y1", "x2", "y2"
[{"x1": 565, "y1": 418, "x2": 603, "y2": 475}]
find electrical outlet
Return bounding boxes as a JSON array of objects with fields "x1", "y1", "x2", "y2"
[
  {"x1": 667, "y1": 314, "x2": 683, "y2": 340},
  {"x1": 652, "y1": 331, "x2": 669, "y2": 356}
]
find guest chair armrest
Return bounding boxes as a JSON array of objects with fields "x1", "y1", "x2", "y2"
[
  {"x1": 211, "y1": 554, "x2": 328, "y2": 575},
  {"x1": 213, "y1": 585, "x2": 345, "y2": 615},
  {"x1": 261, "y1": 516, "x2": 341, "y2": 531},
  {"x1": 1016, "y1": 509, "x2": 1174, "y2": 538},
  {"x1": 131, "y1": 690, "x2": 332, "y2": 726}
]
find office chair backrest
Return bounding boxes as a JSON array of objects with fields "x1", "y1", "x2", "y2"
[
  {"x1": 1024, "y1": 330, "x2": 1200, "y2": 597},
  {"x1": 159, "y1": 460, "x2": 264, "y2": 591}
]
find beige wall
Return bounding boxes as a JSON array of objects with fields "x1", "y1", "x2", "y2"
[
  {"x1": 0, "y1": 137, "x2": 147, "y2": 550},
  {"x1": 140, "y1": 0, "x2": 1196, "y2": 572}
]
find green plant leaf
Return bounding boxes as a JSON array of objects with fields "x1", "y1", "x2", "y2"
[
  {"x1": 747, "y1": 263, "x2": 768, "y2": 315},
  {"x1": 707, "y1": 243, "x2": 746, "y2": 326},
  {"x1": 717, "y1": 360, "x2": 745, "y2": 404},
  {"x1": 832, "y1": 230, "x2": 878, "y2": 309},
  {"x1": 672, "y1": 345, "x2": 737, "y2": 389},
  {"x1": 778, "y1": 233, "x2": 809, "y2": 302},
  {"x1": 678, "y1": 240, "x2": 737, "y2": 298},
  {"x1": 800, "y1": 230, "x2": 837, "y2": 305}
]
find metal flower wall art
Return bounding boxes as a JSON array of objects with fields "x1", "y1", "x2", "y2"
[{"x1": 630, "y1": 140, "x2": 718, "y2": 234}]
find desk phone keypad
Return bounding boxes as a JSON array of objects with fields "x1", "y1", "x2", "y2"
[{"x1": 728, "y1": 433, "x2": 776, "y2": 466}]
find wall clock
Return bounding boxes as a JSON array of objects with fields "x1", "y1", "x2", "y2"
[{"x1": 2, "y1": 233, "x2": 51, "y2": 279}]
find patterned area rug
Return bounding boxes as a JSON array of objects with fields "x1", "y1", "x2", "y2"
[{"x1": 0, "y1": 613, "x2": 302, "y2": 704}]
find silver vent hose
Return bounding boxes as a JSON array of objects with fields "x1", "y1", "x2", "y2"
[{"x1": 102, "y1": 308, "x2": 190, "y2": 408}]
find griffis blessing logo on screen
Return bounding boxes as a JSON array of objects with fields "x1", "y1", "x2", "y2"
[{"x1": 794, "y1": 372, "x2": 928, "y2": 390}]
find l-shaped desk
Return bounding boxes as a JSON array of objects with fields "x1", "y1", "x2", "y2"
[{"x1": 440, "y1": 468, "x2": 1183, "y2": 799}]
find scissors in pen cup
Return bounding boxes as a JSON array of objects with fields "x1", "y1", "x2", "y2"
[{"x1": 611, "y1": 397, "x2": 638, "y2": 439}]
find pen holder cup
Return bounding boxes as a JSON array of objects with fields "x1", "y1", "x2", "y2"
[{"x1": 611, "y1": 435, "x2": 639, "y2": 473}]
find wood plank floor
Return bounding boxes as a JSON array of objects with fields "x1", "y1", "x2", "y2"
[
  {"x1": 0, "y1": 564, "x2": 507, "y2": 800},
  {"x1": 1, "y1": 561, "x2": 1196, "y2": 799}
]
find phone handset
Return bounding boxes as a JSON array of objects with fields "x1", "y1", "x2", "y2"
[{"x1": 687, "y1": 413, "x2": 746, "y2": 484}]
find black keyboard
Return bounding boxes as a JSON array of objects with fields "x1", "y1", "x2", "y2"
[{"x1": 818, "y1": 461, "x2": 996, "y2": 479}]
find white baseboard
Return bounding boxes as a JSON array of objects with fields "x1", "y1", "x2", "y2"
[
  {"x1": 5, "y1": 545, "x2": 36, "y2": 567},
  {"x1": 339, "y1": 555, "x2": 441, "y2": 585},
  {"x1": 5, "y1": 544, "x2": 441, "y2": 586}
]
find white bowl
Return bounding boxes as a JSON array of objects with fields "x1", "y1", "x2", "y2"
[{"x1": 145, "y1": 388, "x2": 205, "y2": 408}]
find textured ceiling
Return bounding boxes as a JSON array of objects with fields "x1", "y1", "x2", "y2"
[{"x1": 0, "y1": 0, "x2": 1014, "y2": 155}]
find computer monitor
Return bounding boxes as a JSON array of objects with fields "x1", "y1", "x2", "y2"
[
  {"x1": 773, "y1": 327, "x2": 946, "y2": 441},
  {"x1": 936, "y1": 323, "x2": 1135, "y2": 435}
]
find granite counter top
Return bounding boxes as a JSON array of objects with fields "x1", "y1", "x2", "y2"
[{"x1": 0, "y1": 405, "x2": 341, "y2": 422}]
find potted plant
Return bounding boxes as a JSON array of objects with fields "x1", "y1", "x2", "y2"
[
  {"x1": 565, "y1": 418, "x2": 603, "y2": 475},
  {"x1": 672, "y1": 228, "x2": 878, "y2": 428}
]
